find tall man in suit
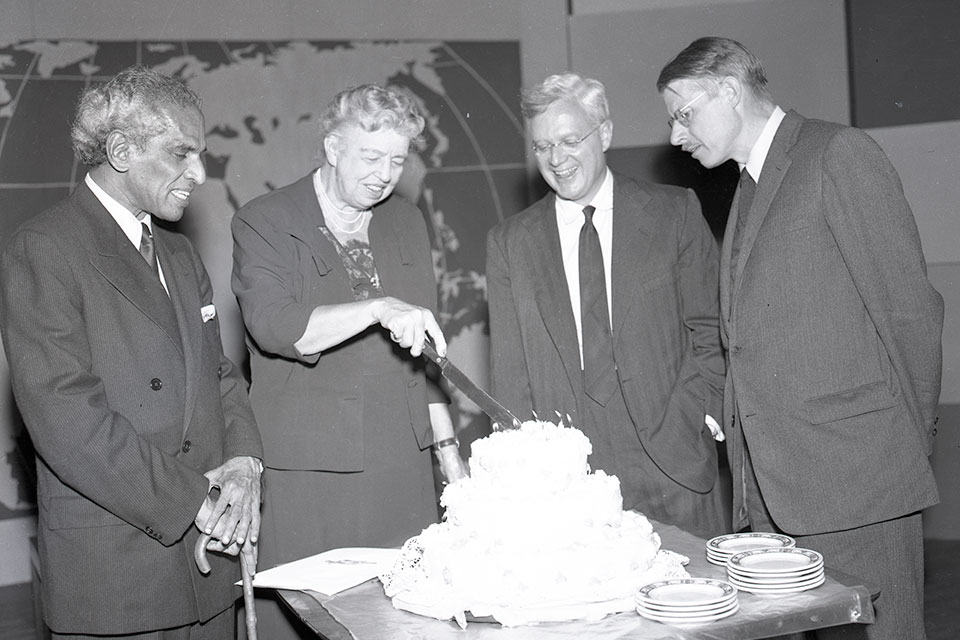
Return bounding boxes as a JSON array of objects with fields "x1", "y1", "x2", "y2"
[
  {"x1": 0, "y1": 66, "x2": 263, "y2": 639},
  {"x1": 486, "y1": 73, "x2": 728, "y2": 539},
  {"x1": 658, "y1": 37, "x2": 943, "y2": 639}
]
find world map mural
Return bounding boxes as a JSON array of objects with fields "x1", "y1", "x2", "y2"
[{"x1": 0, "y1": 38, "x2": 527, "y2": 515}]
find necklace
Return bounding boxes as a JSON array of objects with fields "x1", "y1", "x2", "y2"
[
  {"x1": 315, "y1": 171, "x2": 369, "y2": 234},
  {"x1": 325, "y1": 207, "x2": 367, "y2": 234}
]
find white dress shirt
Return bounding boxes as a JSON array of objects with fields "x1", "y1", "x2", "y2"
[
  {"x1": 85, "y1": 173, "x2": 168, "y2": 293},
  {"x1": 555, "y1": 168, "x2": 614, "y2": 367},
  {"x1": 742, "y1": 106, "x2": 786, "y2": 181}
]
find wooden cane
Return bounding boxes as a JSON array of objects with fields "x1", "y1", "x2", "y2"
[{"x1": 195, "y1": 533, "x2": 258, "y2": 640}]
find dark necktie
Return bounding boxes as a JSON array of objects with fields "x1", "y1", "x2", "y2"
[
  {"x1": 730, "y1": 168, "x2": 756, "y2": 282},
  {"x1": 139, "y1": 222, "x2": 160, "y2": 278},
  {"x1": 579, "y1": 205, "x2": 617, "y2": 405}
]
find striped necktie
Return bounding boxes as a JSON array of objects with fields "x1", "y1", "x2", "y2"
[{"x1": 139, "y1": 222, "x2": 160, "y2": 278}]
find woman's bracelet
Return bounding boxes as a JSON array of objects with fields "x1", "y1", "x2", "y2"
[{"x1": 433, "y1": 437, "x2": 459, "y2": 450}]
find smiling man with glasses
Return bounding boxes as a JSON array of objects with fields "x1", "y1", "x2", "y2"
[
  {"x1": 658, "y1": 36, "x2": 943, "y2": 640},
  {"x1": 531, "y1": 121, "x2": 604, "y2": 156},
  {"x1": 485, "y1": 72, "x2": 729, "y2": 540}
]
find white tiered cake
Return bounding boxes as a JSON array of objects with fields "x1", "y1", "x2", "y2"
[{"x1": 379, "y1": 420, "x2": 689, "y2": 627}]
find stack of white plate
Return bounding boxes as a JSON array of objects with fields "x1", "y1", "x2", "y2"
[
  {"x1": 636, "y1": 577, "x2": 739, "y2": 625},
  {"x1": 726, "y1": 548, "x2": 825, "y2": 595},
  {"x1": 706, "y1": 532, "x2": 796, "y2": 566}
]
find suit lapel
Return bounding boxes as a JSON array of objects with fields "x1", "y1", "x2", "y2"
[
  {"x1": 157, "y1": 233, "x2": 201, "y2": 437},
  {"x1": 728, "y1": 112, "x2": 801, "y2": 322},
  {"x1": 369, "y1": 200, "x2": 413, "y2": 275},
  {"x1": 286, "y1": 173, "x2": 339, "y2": 277},
  {"x1": 610, "y1": 175, "x2": 654, "y2": 337},
  {"x1": 527, "y1": 195, "x2": 583, "y2": 398},
  {"x1": 80, "y1": 185, "x2": 183, "y2": 352},
  {"x1": 719, "y1": 190, "x2": 738, "y2": 331}
]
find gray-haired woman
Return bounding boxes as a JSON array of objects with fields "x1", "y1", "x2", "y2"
[{"x1": 232, "y1": 84, "x2": 467, "y2": 639}]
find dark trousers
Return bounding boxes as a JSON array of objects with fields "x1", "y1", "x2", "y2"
[{"x1": 742, "y1": 442, "x2": 926, "y2": 640}]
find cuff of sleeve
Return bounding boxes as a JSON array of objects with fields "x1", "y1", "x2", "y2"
[
  {"x1": 425, "y1": 376, "x2": 450, "y2": 404},
  {"x1": 274, "y1": 302, "x2": 321, "y2": 363}
]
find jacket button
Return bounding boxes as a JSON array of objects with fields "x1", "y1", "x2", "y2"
[
  {"x1": 730, "y1": 345, "x2": 742, "y2": 354},
  {"x1": 407, "y1": 380, "x2": 417, "y2": 388},
  {"x1": 181, "y1": 440, "x2": 192, "y2": 453},
  {"x1": 150, "y1": 378, "x2": 163, "y2": 390},
  {"x1": 217, "y1": 365, "x2": 223, "y2": 379}
]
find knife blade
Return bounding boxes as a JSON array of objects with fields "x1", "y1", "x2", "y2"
[{"x1": 421, "y1": 341, "x2": 522, "y2": 430}]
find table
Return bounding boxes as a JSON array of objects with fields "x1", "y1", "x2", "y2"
[{"x1": 275, "y1": 522, "x2": 875, "y2": 639}]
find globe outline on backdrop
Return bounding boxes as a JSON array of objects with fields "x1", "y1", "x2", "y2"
[{"x1": 0, "y1": 38, "x2": 528, "y2": 512}]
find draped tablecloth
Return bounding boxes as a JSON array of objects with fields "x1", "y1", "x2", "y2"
[{"x1": 275, "y1": 521, "x2": 875, "y2": 640}]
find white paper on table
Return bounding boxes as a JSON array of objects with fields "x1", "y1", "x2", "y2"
[{"x1": 235, "y1": 547, "x2": 400, "y2": 596}]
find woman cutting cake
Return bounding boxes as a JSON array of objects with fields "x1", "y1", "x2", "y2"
[{"x1": 232, "y1": 84, "x2": 468, "y2": 639}]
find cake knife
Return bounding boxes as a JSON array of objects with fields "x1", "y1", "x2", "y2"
[{"x1": 421, "y1": 340, "x2": 522, "y2": 430}]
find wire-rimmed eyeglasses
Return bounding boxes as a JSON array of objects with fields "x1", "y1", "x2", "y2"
[
  {"x1": 667, "y1": 91, "x2": 707, "y2": 129},
  {"x1": 531, "y1": 122, "x2": 603, "y2": 156}
]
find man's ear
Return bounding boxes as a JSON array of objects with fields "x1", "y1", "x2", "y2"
[
  {"x1": 104, "y1": 130, "x2": 131, "y2": 173},
  {"x1": 599, "y1": 119, "x2": 613, "y2": 153},
  {"x1": 719, "y1": 76, "x2": 743, "y2": 109}
]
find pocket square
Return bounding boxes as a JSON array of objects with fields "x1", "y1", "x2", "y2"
[{"x1": 201, "y1": 304, "x2": 217, "y2": 323}]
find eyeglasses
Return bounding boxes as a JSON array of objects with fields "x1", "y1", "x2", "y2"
[
  {"x1": 531, "y1": 122, "x2": 603, "y2": 156},
  {"x1": 667, "y1": 91, "x2": 707, "y2": 129}
]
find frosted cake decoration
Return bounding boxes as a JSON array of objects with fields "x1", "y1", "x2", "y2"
[{"x1": 379, "y1": 420, "x2": 689, "y2": 627}]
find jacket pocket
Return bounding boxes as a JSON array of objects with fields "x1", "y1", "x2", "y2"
[
  {"x1": 801, "y1": 379, "x2": 896, "y2": 425},
  {"x1": 757, "y1": 220, "x2": 812, "y2": 243}
]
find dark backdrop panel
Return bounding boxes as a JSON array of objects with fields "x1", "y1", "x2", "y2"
[
  {"x1": 607, "y1": 145, "x2": 739, "y2": 241},
  {"x1": 847, "y1": 0, "x2": 960, "y2": 128}
]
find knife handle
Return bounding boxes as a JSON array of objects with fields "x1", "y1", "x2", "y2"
[{"x1": 421, "y1": 338, "x2": 444, "y2": 365}]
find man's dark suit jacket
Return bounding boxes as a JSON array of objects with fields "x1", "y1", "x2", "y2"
[
  {"x1": 721, "y1": 110, "x2": 943, "y2": 535},
  {"x1": 486, "y1": 171, "x2": 725, "y2": 493},
  {"x1": 0, "y1": 182, "x2": 263, "y2": 635}
]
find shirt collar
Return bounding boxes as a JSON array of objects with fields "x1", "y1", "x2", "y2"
[
  {"x1": 556, "y1": 168, "x2": 613, "y2": 226},
  {"x1": 742, "y1": 105, "x2": 786, "y2": 182},
  {"x1": 85, "y1": 173, "x2": 152, "y2": 246}
]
